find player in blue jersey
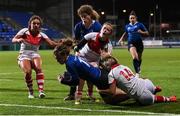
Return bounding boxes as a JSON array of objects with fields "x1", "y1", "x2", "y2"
[
  {"x1": 118, "y1": 10, "x2": 149, "y2": 77},
  {"x1": 53, "y1": 42, "x2": 129, "y2": 105},
  {"x1": 64, "y1": 5, "x2": 102, "y2": 101},
  {"x1": 74, "y1": 4, "x2": 102, "y2": 43}
]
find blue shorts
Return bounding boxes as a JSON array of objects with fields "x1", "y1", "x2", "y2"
[{"x1": 128, "y1": 40, "x2": 144, "y2": 53}]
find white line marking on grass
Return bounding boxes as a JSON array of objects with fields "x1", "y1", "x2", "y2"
[
  {"x1": 0, "y1": 72, "x2": 22, "y2": 75},
  {"x1": 0, "y1": 79, "x2": 12, "y2": 81},
  {"x1": 0, "y1": 103, "x2": 176, "y2": 115},
  {"x1": 168, "y1": 60, "x2": 180, "y2": 63}
]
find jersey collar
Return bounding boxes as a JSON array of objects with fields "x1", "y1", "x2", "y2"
[{"x1": 111, "y1": 64, "x2": 120, "y2": 69}]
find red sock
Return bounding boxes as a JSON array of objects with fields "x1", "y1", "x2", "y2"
[
  {"x1": 36, "y1": 73, "x2": 44, "y2": 92},
  {"x1": 155, "y1": 86, "x2": 162, "y2": 93},
  {"x1": 88, "y1": 89, "x2": 93, "y2": 97},
  {"x1": 76, "y1": 91, "x2": 82, "y2": 96},
  {"x1": 155, "y1": 95, "x2": 169, "y2": 103}
]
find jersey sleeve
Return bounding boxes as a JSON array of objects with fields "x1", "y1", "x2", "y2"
[
  {"x1": 66, "y1": 62, "x2": 80, "y2": 86},
  {"x1": 40, "y1": 32, "x2": 49, "y2": 39},
  {"x1": 125, "y1": 25, "x2": 128, "y2": 33},
  {"x1": 15, "y1": 28, "x2": 28, "y2": 36},
  {"x1": 139, "y1": 23, "x2": 148, "y2": 31},
  {"x1": 74, "y1": 24, "x2": 80, "y2": 39},
  {"x1": 84, "y1": 32, "x2": 98, "y2": 41},
  {"x1": 108, "y1": 70, "x2": 115, "y2": 84}
]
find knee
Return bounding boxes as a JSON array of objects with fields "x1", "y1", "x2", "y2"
[{"x1": 23, "y1": 69, "x2": 32, "y2": 75}]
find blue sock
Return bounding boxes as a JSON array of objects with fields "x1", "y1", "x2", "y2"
[{"x1": 133, "y1": 59, "x2": 140, "y2": 73}]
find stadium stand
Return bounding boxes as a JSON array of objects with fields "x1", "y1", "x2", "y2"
[{"x1": 0, "y1": 11, "x2": 65, "y2": 50}]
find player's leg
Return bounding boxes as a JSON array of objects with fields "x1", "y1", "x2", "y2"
[
  {"x1": 84, "y1": 61, "x2": 99, "y2": 100},
  {"x1": 99, "y1": 88, "x2": 129, "y2": 105},
  {"x1": 138, "y1": 89, "x2": 176, "y2": 105},
  {"x1": 138, "y1": 89, "x2": 154, "y2": 105},
  {"x1": 75, "y1": 79, "x2": 85, "y2": 104},
  {"x1": 137, "y1": 42, "x2": 144, "y2": 74},
  {"x1": 86, "y1": 81, "x2": 96, "y2": 100},
  {"x1": 64, "y1": 86, "x2": 76, "y2": 100},
  {"x1": 129, "y1": 45, "x2": 140, "y2": 77},
  {"x1": 58, "y1": 72, "x2": 78, "y2": 101},
  {"x1": 19, "y1": 59, "x2": 34, "y2": 98},
  {"x1": 32, "y1": 57, "x2": 45, "y2": 98},
  {"x1": 154, "y1": 95, "x2": 177, "y2": 103},
  {"x1": 144, "y1": 79, "x2": 162, "y2": 94}
]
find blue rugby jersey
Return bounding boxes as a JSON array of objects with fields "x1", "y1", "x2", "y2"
[
  {"x1": 65, "y1": 55, "x2": 101, "y2": 85},
  {"x1": 125, "y1": 22, "x2": 148, "y2": 42},
  {"x1": 74, "y1": 20, "x2": 102, "y2": 41}
]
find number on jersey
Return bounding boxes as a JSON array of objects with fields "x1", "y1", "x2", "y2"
[{"x1": 119, "y1": 68, "x2": 134, "y2": 81}]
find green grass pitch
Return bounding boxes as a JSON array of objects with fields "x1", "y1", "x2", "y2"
[{"x1": 0, "y1": 48, "x2": 180, "y2": 115}]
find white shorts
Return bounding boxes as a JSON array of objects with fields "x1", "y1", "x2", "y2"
[
  {"x1": 138, "y1": 89, "x2": 154, "y2": 105},
  {"x1": 133, "y1": 78, "x2": 155, "y2": 105},
  {"x1": 144, "y1": 79, "x2": 155, "y2": 94},
  {"x1": 18, "y1": 51, "x2": 40, "y2": 64}
]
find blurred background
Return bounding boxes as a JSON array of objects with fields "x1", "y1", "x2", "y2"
[{"x1": 0, "y1": 0, "x2": 179, "y2": 50}]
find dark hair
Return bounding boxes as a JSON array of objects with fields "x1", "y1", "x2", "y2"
[
  {"x1": 58, "y1": 38, "x2": 74, "y2": 50},
  {"x1": 129, "y1": 10, "x2": 137, "y2": 17},
  {"x1": 99, "y1": 55, "x2": 118, "y2": 71},
  {"x1": 53, "y1": 45, "x2": 70, "y2": 58},
  {"x1": 28, "y1": 15, "x2": 43, "y2": 28}
]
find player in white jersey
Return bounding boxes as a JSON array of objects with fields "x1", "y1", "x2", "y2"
[
  {"x1": 73, "y1": 22, "x2": 113, "y2": 103},
  {"x1": 12, "y1": 15, "x2": 59, "y2": 99},
  {"x1": 97, "y1": 56, "x2": 177, "y2": 105},
  {"x1": 75, "y1": 22, "x2": 113, "y2": 66}
]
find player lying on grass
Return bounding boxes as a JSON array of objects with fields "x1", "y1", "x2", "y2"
[
  {"x1": 97, "y1": 55, "x2": 177, "y2": 105},
  {"x1": 53, "y1": 41, "x2": 129, "y2": 105}
]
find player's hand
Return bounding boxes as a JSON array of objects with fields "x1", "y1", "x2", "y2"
[
  {"x1": 75, "y1": 51, "x2": 80, "y2": 56},
  {"x1": 74, "y1": 46, "x2": 79, "y2": 52},
  {"x1": 57, "y1": 74, "x2": 64, "y2": 83},
  {"x1": 137, "y1": 29, "x2": 143, "y2": 34},
  {"x1": 118, "y1": 40, "x2": 124, "y2": 46},
  {"x1": 96, "y1": 87, "x2": 100, "y2": 92},
  {"x1": 17, "y1": 38, "x2": 25, "y2": 43}
]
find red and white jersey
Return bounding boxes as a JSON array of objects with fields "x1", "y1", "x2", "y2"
[
  {"x1": 79, "y1": 32, "x2": 109, "y2": 63},
  {"x1": 15, "y1": 28, "x2": 48, "y2": 53},
  {"x1": 108, "y1": 64, "x2": 147, "y2": 99}
]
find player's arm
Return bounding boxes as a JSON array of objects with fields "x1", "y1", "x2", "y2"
[
  {"x1": 44, "y1": 37, "x2": 60, "y2": 47},
  {"x1": 12, "y1": 35, "x2": 25, "y2": 43},
  {"x1": 137, "y1": 29, "x2": 149, "y2": 36},
  {"x1": 40, "y1": 32, "x2": 59, "y2": 47},
  {"x1": 74, "y1": 38, "x2": 88, "y2": 52},
  {"x1": 59, "y1": 63, "x2": 80, "y2": 86},
  {"x1": 74, "y1": 32, "x2": 96, "y2": 52},
  {"x1": 97, "y1": 81, "x2": 116, "y2": 95},
  {"x1": 12, "y1": 28, "x2": 26, "y2": 43},
  {"x1": 137, "y1": 23, "x2": 149, "y2": 36},
  {"x1": 118, "y1": 32, "x2": 127, "y2": 45}
]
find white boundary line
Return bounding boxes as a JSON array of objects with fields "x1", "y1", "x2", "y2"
[
  {"x1": 0, "y1": 72, "x2": 22, "y2": 75},
  {"x1": 0, "y1": 103, "x2": 177, "y2": 115}
]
